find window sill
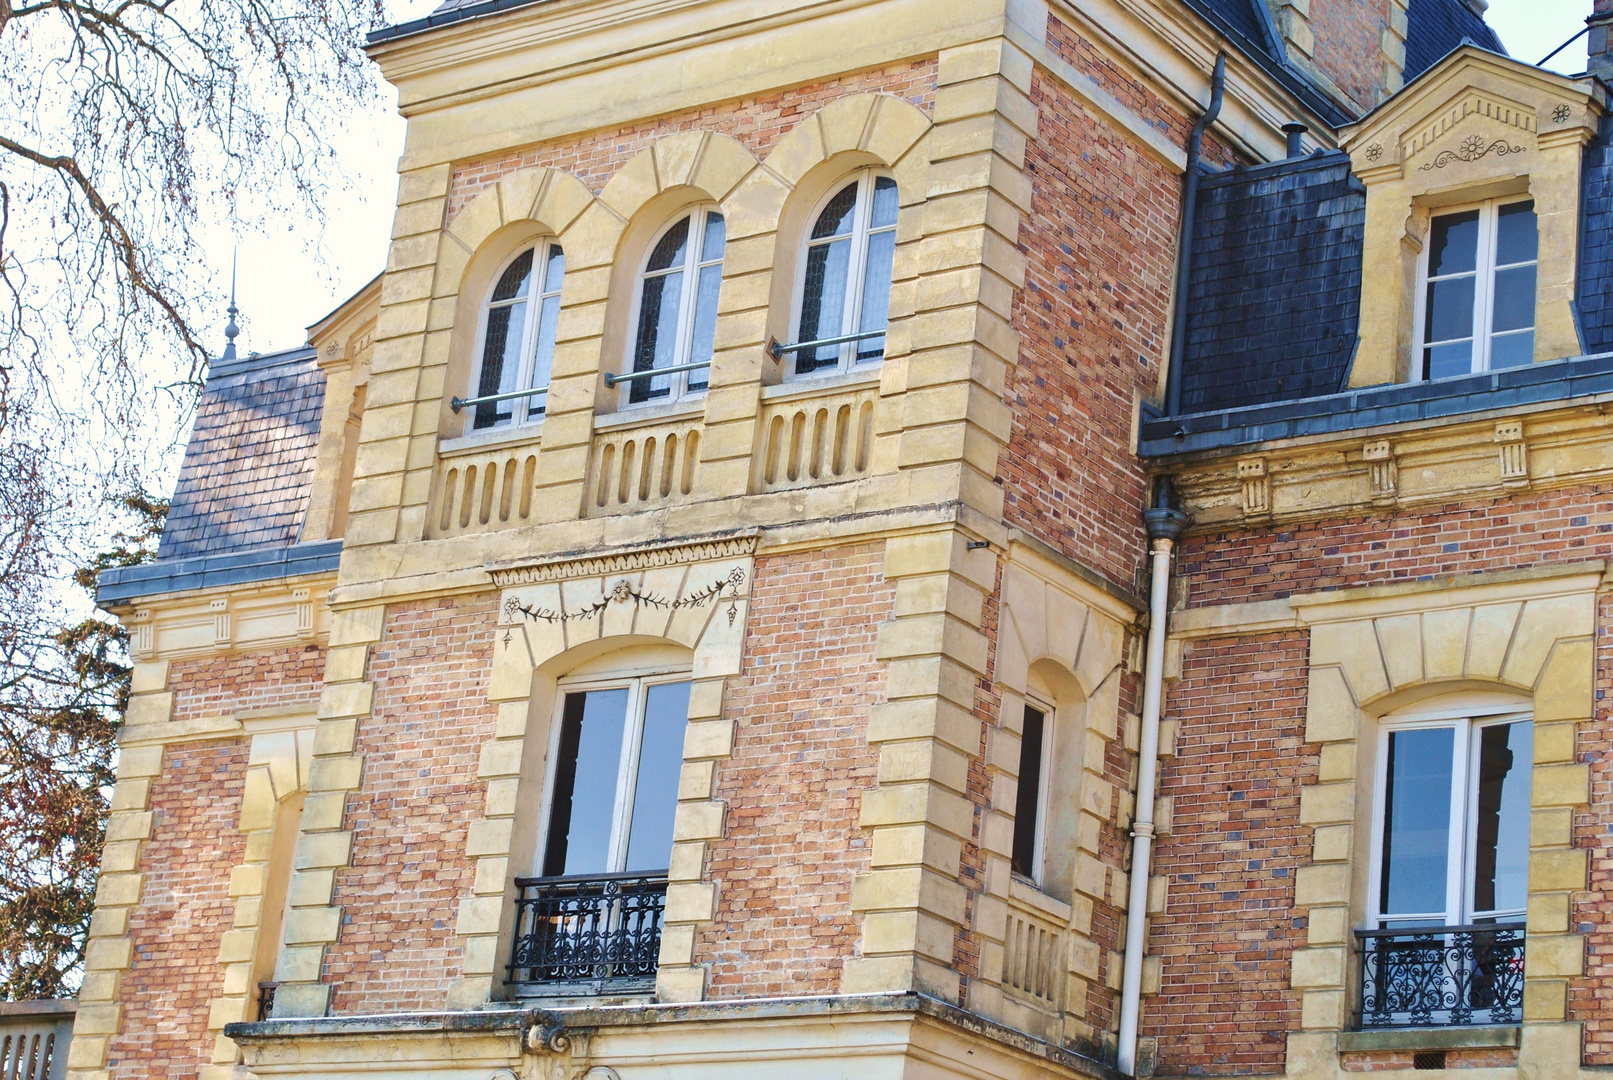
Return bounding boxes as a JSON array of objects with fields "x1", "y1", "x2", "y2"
[
  {"x1": 595, "y1": 398, "x2": 706, "y2": 432},
  {"x1": 1007, "y1": 874, "x2": 1073, "y2": 924},
  {"x1": 439, "y1": 421, "x2": 544, "y2": 457},
  {"x1": 1337, "y1": 1026, "x2": 1520, "y2": 1052},
  {"x1": 764, "y1": 368, "x2": 882, "y2": 404}
]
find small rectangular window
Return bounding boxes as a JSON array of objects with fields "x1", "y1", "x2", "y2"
[
  {"x1": 1011, "y1": 704, "x2": 1048, "y2": 880},
  {"x1": 1418, "y1": 199, "x2": 1537, "y2": 381}
]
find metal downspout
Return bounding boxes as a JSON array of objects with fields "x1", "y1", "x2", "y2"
[
  {"x1": 1163, "y1": 52, "x2": 1226, "y2": 417},
  {"x1": 1116, "y1": 484, "x2": 1189, "y2": 1077}
]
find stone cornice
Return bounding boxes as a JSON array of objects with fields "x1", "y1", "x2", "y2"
[
  {"x1": 487, "y1": 529, "x2": 760, "y2": 586},
  {"x1": 117, "y1": 574, "x2": 334, "y2": 662},
  {"x1": 1162, "y1": 392, "x2": 1613, "y2": 531}
]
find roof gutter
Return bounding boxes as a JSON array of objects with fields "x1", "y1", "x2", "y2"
[{"x1": 1163, "y1": 52, "x2": 1226, "y2": 417}]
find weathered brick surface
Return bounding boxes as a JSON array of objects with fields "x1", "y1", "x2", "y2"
[
  {"x1": 1178, "y1": 488, "x2": 1613, "y2": 608},
  {"x1": 106, "y1": 741, "x2": 248, "y2": 1076},
  {"x1": 1307, "y1": 0, "x2": 1391, "y2": 113},
  {"x1": 446, "y1": 58, "x2": 937, "y2": 217},
  {"x1": 697, "y1": 544, "x2": 892, "y2": 997},
  {"x1": 322, "y1": 594, "x2": 499, "y2": 1012},
  {"x1": 1044, "y1": 16, "x2": 1240, "y2": 167},
  {"x1": 168, "y1": 645, "x2": 325, "y2": 723},
  {"x1": 1000, "y1": 64, "x2": 1179, "y2": 589},
  {"x1": 1147, "y1": 631, "x2": 1314, "y2": 1074}
]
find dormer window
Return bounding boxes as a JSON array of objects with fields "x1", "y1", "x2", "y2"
[
  {"x1": 471, "y1": 242, "x2": 565, "y2": 430},
  {"x1": 1418, "y1": 199, "x2": 1537, "y2": 381}
]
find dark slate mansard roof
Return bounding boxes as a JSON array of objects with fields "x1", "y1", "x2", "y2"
[
  {"x1": 1174, "y1": 150, "x2": 1367, "y2": 414},
  {"x1": 1404, "y1": 0, "x2": 1507, "y2": 83},
  {"x1": 97, "y1": 347, "x2": 342, "y2": 605},
  {"x1": 1578, "y1": 112, "x2": 1613, "y2": 354}
]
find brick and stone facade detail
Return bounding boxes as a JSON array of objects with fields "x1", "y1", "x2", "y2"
[
  {"x1": 1147, "y1": 630, "x2": 1313, "y2": 1074},
  {"x1": 271, "y1": 607, "x2": 383, "y2": 1017},
  {"x1": 694, "y1": 544, "x2": 891, "y2": 997}
]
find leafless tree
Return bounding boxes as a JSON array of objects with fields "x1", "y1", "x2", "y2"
[{"x1": 0, "y1": 0, "x2": 387, "y2": 995}]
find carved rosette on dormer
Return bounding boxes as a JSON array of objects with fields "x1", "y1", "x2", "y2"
[{"x1": 1338, "y1": 47, "x2": 1607, "y2": 388}]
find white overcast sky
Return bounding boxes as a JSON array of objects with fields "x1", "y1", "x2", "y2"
[{"x1": 206, "y1": 0, "x2": 1596, "y2": 359}]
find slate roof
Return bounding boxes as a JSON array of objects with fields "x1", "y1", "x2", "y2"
[
  {"x1": 1404, "y1": 0, "x2": 1507, "y2": 82},
  {"x1": 1580, "y1": 115, "x2": 1613, "y2": 354},
  {"x1": 157, "y1": 346, "x2": 326, "y2": 561},
  {"x1": 1175, "y1": 150, "x2": 1367, "y2": 413}
]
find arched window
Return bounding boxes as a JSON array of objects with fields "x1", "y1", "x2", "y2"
[
  {"x1": 470, "y1": 242, "x2": 565, "y2": 430},
  {"x1": 791, "y1": 170, "x2": 898, "y2": 376},
  {"x1": 624, "y1": 207, "x2": 726, "y2": 406}
]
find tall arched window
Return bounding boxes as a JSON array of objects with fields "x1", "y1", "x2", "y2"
[
  {"x1": 624, "y1": 207, "x2": 725, "y2": 406},
  {"x1": 470, "y1": 242, "x2": 565, "y2": 430},
  {"x1": 792, "y1": 170, "x2": 898, "y2": 376}
]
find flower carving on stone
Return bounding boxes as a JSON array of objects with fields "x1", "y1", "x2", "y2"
[
  {"x1": 1364, "y1": 143, "x2": 1383, "y2": 162},
  {"x1": 1418, "y1": 134, "x2": 1525, "y2": 171},
  {"x1": 1554, "y1": 104, "x2": 1571, "y2": 124}
]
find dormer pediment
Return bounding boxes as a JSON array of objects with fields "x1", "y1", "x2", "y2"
[{"x1": 1340, "y1": 47, "x2": 1604, "y2": 180}]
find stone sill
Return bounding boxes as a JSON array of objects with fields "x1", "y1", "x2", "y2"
[{"x1": 1336, "y1": 1026, "x2": 1521, "y2": 1053}]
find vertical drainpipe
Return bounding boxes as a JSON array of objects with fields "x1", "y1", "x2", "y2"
[
  {"x1": 1163, "y1": 53, "x2": 1226, "y2": 418},
  {"x1": 1116, "y1": 482, "x2": 1190, "y2": 1077}
]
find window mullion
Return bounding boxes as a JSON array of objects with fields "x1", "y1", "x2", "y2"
[
  {"x1": 607, "y1": 679, "x2": 645, "y2": 874},
  {"x1": 672, "y1": 210, "x2": 706, "y2": 400},
  {"x1": 1474, "y1": 203, "x2": 1498, "y2": 373},
  {"x1": 1447, "y1": 720, "x2": 1471, "y2": 926},
  {"x1": 515, "y1": 244, "x2": 545, "y2": 424},
  {"x1": 842, "y1": 172, "x2": 875, "y2": 371}
]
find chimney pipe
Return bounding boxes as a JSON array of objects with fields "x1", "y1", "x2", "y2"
[
  {"x1": 1592, "y1": 1, "x2": 1613, "y2": 84},
  {"x1": 1282, "y1": 122, "x2": 1308, "y2": 158}
]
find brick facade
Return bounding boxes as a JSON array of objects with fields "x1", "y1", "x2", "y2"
[
  {"x1": 1306, "y1": 0, "x2": 1392, "y2": 112},
  {"x1": 105, "y1": 741, "x2": 249, "y2": 1077},
  {"x1": 445, "y1": 58, "x2": 938, "y2": 217},
  {"x1": 1572, "y1": 591, "x2": 1613, "y2": 1063},
  {"x1": 321, "y1": 594, "x2": 500, "y2": 1013},
  {"x1": 697, "y1": 544, "x2": 892, "y2": 997},
  {"x1": 1148, "y1": 631, "x2": 1315, "y2": 1074}
]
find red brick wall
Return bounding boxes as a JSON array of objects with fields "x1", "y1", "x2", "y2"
[
  {"x1": 1306, "y1": 0, "x2": 1390, "y2": 114},
  {"x1": 999, "y1": 65, "x2": 1180, "y2": 590},
  {"x1": 322, "y1": 594, "x2": 499, "y2": 1012},
  {"x1": 167, "y1": 644, "x2": 325, "y2": 722},
  {"x1": 696, "y1": 543, "x2": 892, "y2": 997},
  {"x1": 1147, "y1": 631, "x2": 1314, "y2": 1074},
  {"x1": 106, "y1": 740, "x2": 248, "y2": 1077},
  {"x1": 446, "y1": 58, "x2": 937, "y2": 218},
  {"x1": 1045, "y1": 16, "x2": 1241, "y2": 167},
  {"x1": 1178, "y1": 487, "x2": 1613, "y2": 608}
]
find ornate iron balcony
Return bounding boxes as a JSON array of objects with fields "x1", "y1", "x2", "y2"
[
  {"x1": 507, "y1": 873, "x2": 667, "y2": 996},
  {"x1": 1356, "y1": 923, "x2": 1525, "y2": 1028}
]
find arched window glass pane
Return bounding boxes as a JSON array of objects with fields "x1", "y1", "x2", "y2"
[
  {"x1": 799, "y1": 185, "x2": 858, "y2": 374},
  {"x1": 870, "y1": 176, "x2": 899, "y2": 228},
  {"x1": 630, "y1": 217, "x2": 690, "y2": 404},
  {"x1": 811, "y1": 183, "x2": 858, "y2": 239},
  {"x1": 687, "y1": 213, "x2": 725, "y2": 394},
  {"x1": 474, "y1": 248, "x2": 534, "y2": 430},
  {"x1": 529, "y1": 245, "x2": 565, "y2": 411},
  {"x1": 795, "y1": 174, "x2": 897, "y2": 376}
]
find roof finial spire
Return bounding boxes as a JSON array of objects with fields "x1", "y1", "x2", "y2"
[{"x1": 221, "y1": 248, "x2": 240, "y2": 363}]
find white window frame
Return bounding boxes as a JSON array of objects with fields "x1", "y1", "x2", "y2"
[
  {"x1": 533, "y1": 666, "x2": 692, "y2": 877},
  {"x1": 468, "y1": 240, "x2": 565, "y2": 429},
  {"x1": 1365, "y1": 699, "x2": 1533, "y2": 930},
  {"x1": 1412, "y1": 196, "x2": 1538, "y2": 382},
  {"x1": 1013, "y1": 697, "x2": 1057, "y2": 886},
  {"x1": 787, "y1": 169, "x2": 898, "y2": 379},
  {"x1": 621, "y1": 206, "x2": 724, "y2": 409}
]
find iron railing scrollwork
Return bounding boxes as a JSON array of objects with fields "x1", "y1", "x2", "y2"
[
  {"x1": 507, "y1": 873, "x2": 667, "y2": 995},
  {"x1": 1356, "y1": 923, "x2": 1525, "y2": 1028},
  {"x1": 255, "y1": 981, "x2": 278, "y2": 1022}
]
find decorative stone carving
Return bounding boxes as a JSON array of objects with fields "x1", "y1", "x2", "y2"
[
  {"x1": 1363, "y1": 440, "x2": 1397, "y2": 504},
  {"x1": 1418, "y1": 133, "x2": 1525, "y2": 171},
  {"x1": 1495, "y1": 420, "x2": 1529, "y2": 486},
  {"x1": 1238, "y1": 458, "x2": 1270, "y2": 518},
  {"x1": 488, "y1": 530, "x2": 760, "y2": 586}
]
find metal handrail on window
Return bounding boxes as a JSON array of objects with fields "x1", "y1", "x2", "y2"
[
  {"x1": 604, "y1": 360, "x2": 711, "y2": 388},
  {"x1": 768, "y1": 327, "x2": 888, "y2": 360},
  {"x1": 449, "y1": 385, "x2": 549, "y2": 413},
  {"x1": 506, "y1": 872, "x2": 667, "y2": 996},
  {"x1": 1355, "y1": 922, "x2": 1525, "y2": 1029}
]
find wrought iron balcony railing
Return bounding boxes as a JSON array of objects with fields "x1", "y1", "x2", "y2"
[
  {"x1": 1356, "y1": 923, "x2": 1525, "y2": 1028},
  {"x1": 507, "y1": 872, "x2": 667, "y2": 996}
]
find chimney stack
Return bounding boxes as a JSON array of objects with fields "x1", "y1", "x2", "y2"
[{"x1": 1593, "y1": 0, "x2": 1613, "y2": 84}]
